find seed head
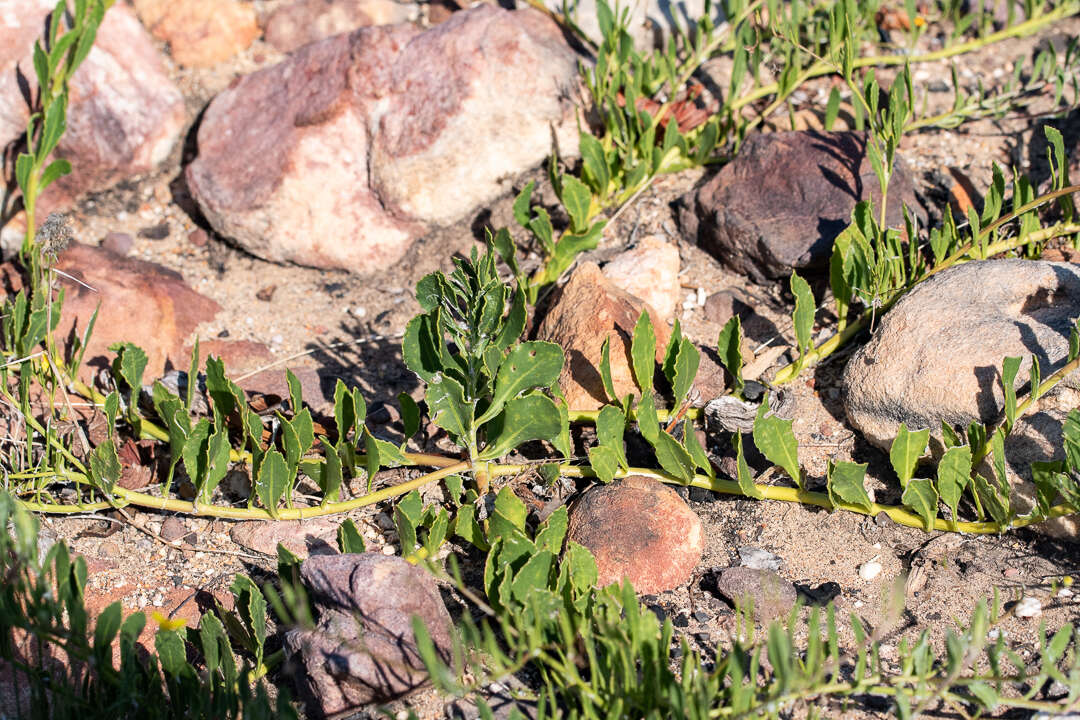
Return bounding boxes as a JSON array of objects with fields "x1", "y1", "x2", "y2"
[{"x1": 35, "y1": 212, "x2": 73, "y2": 261}]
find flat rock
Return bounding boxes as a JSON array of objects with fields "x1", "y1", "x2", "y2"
[
  {"x1": 134, "y1": 0, "x2": 258, "y2": 67},
  {"x1": 566, "y1": 475, "x2": 702, "y2": 594},
  {"x1": 187, "y1": 5, "x2": 579, "y2": 273},
  {"x1": 527, "y1": 0, "x2": 722, "y2": 48},
  {"x1": 51, "y1": 241, "x2": 220, "y2": 379},
  {"x1": 0, "y1": 2, "x2": 184, "y2": 249},
  {"x1": 679, "y1": 131, "x2": 919, "y2": 282},
  {"x1": 712, "y1": 566, "x2": 797, "y2": 621},
  {"x1": 843, "y1": 260, "x2": 1080, "y2": 451},
  {"x1": 537, "y1": 262, "x2": 671, "y2": 411},
  {"x1": 285, "y1": 553, "x2": 453, "y2": 715},
  {"x1": 601, "y1": 235, "x2": 681, "y2": 322},
  {"x1": 265, "y1": 0, "x2": 419, "y2": 53},
  {"x1": 230, "y1": 517, "x2": 341, "y2": 557}
]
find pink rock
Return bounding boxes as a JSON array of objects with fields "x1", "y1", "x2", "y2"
[
  {"x1": 0, "y1": 2, "x2": 184, "y2": 236},
  {"x1": 134, "y1": 0, "x2": 258, "y2": 67},
  {"x1": 567, "y1": 475, "x2": 703, "y2": 594},
  {"x1": 186, "y1": 5, "x2": 580, "y2": 273},
  {"x1": 602, "y1": 235, "x2": 681, "y2": 321},
  {"x1": 264, "y1": 0, "x2": 418, "y2": 53}
]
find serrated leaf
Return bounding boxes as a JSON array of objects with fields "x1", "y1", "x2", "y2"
[
  {"x1": 494, "y1": 286, "x2": 526, "y2": 351},
  {"x1": 560, "y1": 175, "x2": 592, "y2": 233},
  {"x1": 511, "y1": 550, "x2": 555, "y2": 602},
  {"x1": 716, "y1": 316, "x2": 744, "y2": 397},
  {"x1": 889, "y1": 423, "x2": 929, "y2": 488},
  {"x1": 476, "y1": 341, "x2": 564, "y2": 425},
  {"x1": 973, "y1": 473, "x2": 1010, "y2": 526},
  {"x1": 426, "y1": 374, "x2": 470, "y2": 442},
  {"x1": 337, "y1": 519, "x2": 366, "y2": 554},
  {"x1": 536, "y1": 506, "x2": 568, "y2": 555},
  {"x1": 827, "y1": 461, "x2": 872, "y2": 513},
  {"x1": 398, "y1": 391, "x2": 420, "y2": 441},
  {"x1": 599, "y1": 336, "x2": 617, "y2": 401},
  {"x1": 478, "y1": 394, "x2": 562, "y2": 460},
  {"x1": 89, "y1": 439, "x2": 121, "y2": 494},
  {"x1": 109, "y1": 342, "x2": 148, "y2": 396},
  {"x1": 155, "y1": 630, "x2": 187, "y2": 677},
  {"x1": 653, "y1": 430, "x2": 695, "y2": 484},
  {"x1": 734, "y1": 433, "x2": 763, "y2": 499},
  {"x1": 588, "y1": 445, "x2": 619, "y2": 484},
  {"x1": 256, "y1": 450, "x2": 290, "y2": 519},
  {"x1": 489, "y1": 486, "x2": 528, "y2": 543},
  {"x1": 1001, "y1": 356, "x2": 1021, "y2": 431},
  {"x1": 563, "y1": 541, "x2": 598, "y2": 594},
  {"x1": 402, "y1": 314, "x2": 442, "y2": 383},
  {"x1": 936, "y1": 445, "x2": 972, "y2": 523},
  {"x1": 452, "y1": 504, "x2": 487, "y2": 550},
  {"x1": 902, "y1": 478, "x2": 938, "y2": 531},
  {"x1": 512, "y1": 181, "x2": 535, "y2": 228},
  {"x1": 528, "y1": 207, "x2": 555, "y2": 253},
  {"x1": 671, "y1": 338, "x2": 700, "y2": 408},
  {"x1": 181, "y1": 417, "x2": 211, "y2": 488},
  {"x1": 316, "y1": 443, "x2": 343, "y2": 503},
  {"x1": 596, "y1": 405, "x2": 627, "y2": 469},
  {"x1": 1063, "y1": 409, "x2": 1080, "y2": 474},
  {"x1": 580, "y1": 133, "x2": 610, "y2": 197},
  {"x1": 753, "y1": 398, "x2": 801, "y2": 488},
  {"x1": 631, "y1": 310, "x2": 656, "y2": 393},
  {"x1": 790, "y1": 272, "x2": 815, "y2": 355},
  {"x1": 636, "y1": 390, "x2": 660, "y2": 444}
]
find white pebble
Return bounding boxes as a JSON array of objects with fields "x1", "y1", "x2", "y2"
[
  {"x1": 382, "y1": 545, "x2": 396, "y2": 556},
  {"x1": 859, "y1": 560, "x2": 883, "y2": 581},
  {"x1": 153, "y1": 593, "x2": 164, "y2": 606},
  {"x1": 696, "y1": 287, "x2": 706, "y2": 306},
  {"x1": 853, "y1": 600, "x2": 864, "y2": 608},
  {"x1": 1058, "y1": 587, "x2": 1074, "y2": 598},
  {"x1": 353, "y1": 306, "x2": 367, "y2": 318},
  {"x1": 245, "y1": 316, "x2": 254, "y2": 326},
  {"x1": 270, "y1": 334, "x2": 283, "y2": 345},
  {"x1": 1015, "y1": 597, "x2": 1042, "y2": 619}
]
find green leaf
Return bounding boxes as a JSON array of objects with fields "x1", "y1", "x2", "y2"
[
  {"x1": 599, "y1": 336, "x2": 617, "y2": 401},
  {"x1": 494, "y1": 287, "x2": 527, "y2": 352},
  {"x1": 580, "y1": 133, "x2": 610, "y2": 197},
  {"x1": 315, "y1": 443, "x2": 343, "y2": 503},
  {"x1": 109, "y1": 342, "x2": 148, "y2": 397},
  {"x1": 753, "y1": 398, "x2": 801, "y2": 488},
  {"x1": 479, "y1": 394, "x2": 562, "y2": 460},
  {"x1": 256, "y1": 450, "x2": 290, "y2": 519},
  {"x1": 89, "y1": 439, "x2": 121, "y2": 494},
  {"x1": 402, "y1": 314, "x2": 442, "y2": 383},
  {"x1": 488, "y1": 486, "x2": 528, "y2": 542},
  {"x1": 631, "y1": 310, "x2": 656, "y2": 393},
  {"x1": 936, "y1": 446, "x2": 972, "y2": 523},
  {"x1": 1001, "y1": 356, "x2": 1021, "y2": 431},
  {"x1": 684, "y1": 422, "x2": 715, "y2": 480},
  {"x1": 560, "y1": 175, "x2": 592, "y2": 233},
  {"x1": 337, "y1": 519, "x2": 366, "y2": 554},
  {"x1": 902, "y1": 478, "x2": 939, "y2": 531},
  {"x1": 588, "y1": 445, "x2": 619, "y2": 484},
  {"x1": 452, "y1": 504, "x2": 488, "y2": 551},
  {"x1": 511, "y1": 550, "x2": 555, "y2": 602},
  {"x1": 596, "y1": 405, "x2": 627, "y2": 470},
  {"x1": 528, "y1": 207, "x2": 555, "y2": 253},
  {"x1": 333, "y1": 379, "x2": 355, "y2": 442},
  {"x1": 93, "y1": 601, "x2": 122, "y2": 658},
  {"x1": 535, "y1": 506, "x2": 568, "y2": 553},
  {"x1": 671, "y1": 338, "x2": 700, "y2": 408},
  {"x1": 38, "y1": 158, "x2": 71, "y2": 191},
  {"x1": 716, "y1": 316, "x2": 744, "y2": 397},
  {"x1": 636, "y1": 390, "x2": 660, "y2": 445},
  {"x1": 14, "y1": 153, "x2": 32, "y2": 195},
  {"x1": 827, "y1": 461, "x2": 872, "y2": 513},
  {"x1": 155, "y1": 630, "x2": 187, "y2": 677},
  {"x1": 790, "y1": 272, "x2": 815, "y2": 355},
  {"x1": 426, "y1": 374, "x2": 471, "y2": 443},
  {"x1": 181, "y1": 417, "x2": 211, "y2": 488},
  {"x1": 734, "y1": 433, "x2": 763, "y2": 499},
  {"x1": 889, "y1": 423, "x2": 929, "y2": 488},
  {"x1": 1065, "y1": 409, "x2": 1080, "y2": 474},
  {"x1": 398, "y1": 392, "x2": 420, "y2": 441},
  {"x1": 653, "y1": 430, "x2": 694, "y2": 484},
  {"x1": 512, "y1": 181, "x2": 535, "y2": 229},
  {"x1": 476, "y1": 341, "x2": 564, "y2": 425},
  {"x1": 973, "y1": 473, "x2": 1010, "y2": 526}
]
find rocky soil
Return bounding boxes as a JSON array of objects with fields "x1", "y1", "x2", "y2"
[{"x1": 2, "y1": 0, "x2": 1080, "y2": 718}]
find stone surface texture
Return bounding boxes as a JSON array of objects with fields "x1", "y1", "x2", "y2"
[
  {"x1": 285, "y1": 553, "x2": 453, "y2": 716},
  {"x1": 264, "y1": 0, "x2": 419, "y2": 53},
  {"x1": 529, "y1": 0, "x2": 722, "y2": 48},
  {"x1": 52, "y1": 242, "x2": 220, "y2": 379},
  {"x1": 0, "y1": 1, "x2": 184, "y2": 247},
  {"x1": 601, "y1": 235, "x2": 681, "y2": 321},
  {"x1": 187, "y1": 5, "x2": 580, "y2": 273},
  {"x1": 537, "y1": 262, "x2": 671, "y2": 411},
  {"x1": 679, "y1": 131, "x2": 919, "y2": 282},
  {"x1": 229, "y1": 517, "x2": 342, "y2": 557},
  {"x1": 712, "y1": 566, "x2": 797, "y2": 620},
  {"x1": 566, "y1": 475, "x2": 703, "y2": 594},
  {"x1": 133, "y1": 0, "x2": 258, "y2": 67}
]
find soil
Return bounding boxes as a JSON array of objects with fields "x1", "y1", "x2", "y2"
[{"x1": 17, "y1": 5, "x2": 1080, "y2": 719}]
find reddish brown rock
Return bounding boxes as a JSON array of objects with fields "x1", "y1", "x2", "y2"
[
  {"x1": 679, "y1": 131, "x2": 920, "y2": 283},
  {"x1": 601, "y1": 235, "x2": 681, "y2": 322},
  {"x1": 264, "y1": 0, "x2": 418, "y2": 53},
  {"x1": 51, "y1": 241, "x2": 220, "y2": 379},
  {"x1": 133, "y1": 0, "x2": 258, "y2": 67},
  {"x1": 285, "y1": 553, "x2": 453, "y2": 714},
  {"x1": 566, "y1": 475, "x2": 703, "y2": 594},
  {"x1": 230, "y1": 517, "x2": 342, "y2": 557},
  {"x1": 186, "y1": 5, "x2": 580, "y2": 273},
  {"x1": 0, "y1": 2, "x2": 184, "y2": 246},
  {"x1": 712, "y1": 566, "x2": 797, "y2": 621},
  {"x1": 537, "y1": 262, "x2": 671, "y2": 411}
]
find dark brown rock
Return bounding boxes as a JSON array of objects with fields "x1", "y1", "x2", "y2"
[
  {"x1": 264, "y1": 0, "x2": 418, "y2": 53},
  {"x1": 50, "y1": 242, "x2": 220, "y2": 379},
  {"x1": 537, "y1": 262, "x2": 671, "y2": 411},
  {"x1": 159, "y1": 516, "x2": 192, "y2": 543},
  {"x1": 712, "y1": 566, "x2": 797, "y2": 621},
  {"x1": 285, "y1": 553, "x2": 453, "y2": 716},
  {"x1": 0, "y1": 2, "x2": 184, "y2": 249},
  {"x1": 679, "y1": 131, "x2": 920, "y2": 283},
  {"x1": 566, "y1": 475, "x2": 703, "y2": 594},
  {"x1": 186, "y1": 5, "x2": 579, "y2": 272}
]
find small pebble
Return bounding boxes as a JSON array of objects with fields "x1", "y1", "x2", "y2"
[
  {"x1": 381, "y1": 545, "x2": 396, "y2": 556},
  {"x1": 1058, "y1": 587, "x2": 1074, "y2": 598},
  {"x1": 859, "y1": 560, "x2": 883, "y2": 581},
  {"x1": 1014, "y1": 597, "x2": 1042, "y2": 619},
  {"x1": 353, "y1": 306, "x2": 367, "y2": 317},
  {"x1": 696, "y1": 287, "x2": 706, "y2": 306}
]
